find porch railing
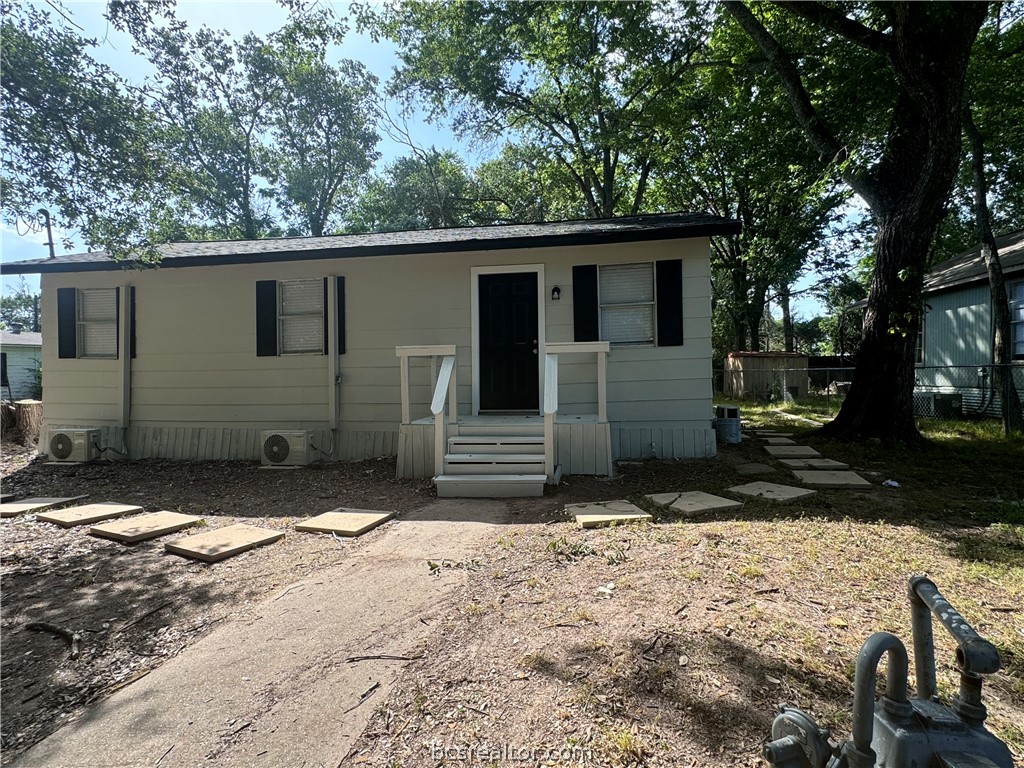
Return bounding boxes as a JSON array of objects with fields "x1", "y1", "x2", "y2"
[
  {"x1": 396, "y1": 345, "x2": 458, "y2": 478},
  {"x1": 543, "y1": 341, "x2": 610, "y2": 480}
]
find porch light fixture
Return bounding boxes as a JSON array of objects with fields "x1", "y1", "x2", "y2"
[{"x1": 551, "y1": 286, "x2": 561, "y2": 301}]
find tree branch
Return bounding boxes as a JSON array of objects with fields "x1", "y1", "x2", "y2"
[{"x1": 773, "y1": 1, "x2": 891, "y2": 54}]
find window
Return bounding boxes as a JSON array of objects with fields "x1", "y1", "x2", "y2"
[
  {"x1": 598, "y1": 263, "x2": 655, "y2": 345},
  {"x1": 255, "y1": 277, "x2": 345, "y2": 357},
  {"x1": 57, "y1": 287, "x2": 124, "y2": 359},
  {"x1": 1011, "y1": 280, "x2": 1024, "y2": 360},
  {"x1": 915, "y1": 316, "x2": 925, "y2": 365},
  {"x1": 572, "y1": 261, "x2": 683, "y2": 347},
  {"x1": 76, "y1": 288, "x2": 118, "y2": 358},
  {"x1": 279, "y1": 279, "x2": 324, "y2": 354}
]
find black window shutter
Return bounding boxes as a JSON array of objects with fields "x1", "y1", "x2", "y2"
[
  {"x1": 572, "y1": 265, "x2": 599, "y2": 342},
  {"x1": 656, "y1": 259, "x2": 684, "y2": 346},
  {"x1": 336, "y1": 276, "x2": 346, "y2": 355},
  {"x1": 255, "y1": 280, "x2": 278, "y2": 356},
  {"x1": 129, "y1": 287, "x2": 137, "y2": 358},
  {"x1": 322, "y1": 278, "x2": 329, "y2": 355},
  {"x1": 114, "y1": 287, "x2": 121, "y2": 359},
  {"x1": 57, "y1": 287, "x2": 77, "y2": 359}
]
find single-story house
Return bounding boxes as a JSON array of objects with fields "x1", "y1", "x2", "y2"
[
  {"x1": 0, "y1": 212, "x2": 739, "y2": 496},
  {"x1": 1, "y1": 325, "x2": 43, "y2": 401},
  {"x1": 915, "y1": 228, "x2": 1024, "y2": 417}
]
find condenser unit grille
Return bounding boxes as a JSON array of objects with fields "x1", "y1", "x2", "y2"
[
  {"x1": 263, "y1": 433, "x2": 291, "y2": 463},
  {"x1": 50, "y1": 432, "x2": 74, "y2": 460}
]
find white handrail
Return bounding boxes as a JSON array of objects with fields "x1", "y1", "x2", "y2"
[
  {"x1": 430, "y1": 355, "x2": 456, "y2": 477},
  {"x1": 544, "y1": 341, "x2": 610, "y2": 423},
  {"x1": 396, "y1": 345, "x2": 457, "y2": 425},
  {"x1": 544, "y1": 353, "x2": 559, "y2": 479}
]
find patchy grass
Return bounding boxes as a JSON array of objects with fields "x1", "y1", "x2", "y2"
[{"x1": 348, "y1": 418, "x2": 1024, "y2": 767}]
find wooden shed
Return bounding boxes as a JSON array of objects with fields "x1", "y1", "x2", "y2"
[{"x1": 723, "y1": 352, "x2": 809, "y2": 400}]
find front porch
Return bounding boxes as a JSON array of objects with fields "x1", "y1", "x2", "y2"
[{"x1": 395, "y1": 344, "x2": 613, "y2": 496}]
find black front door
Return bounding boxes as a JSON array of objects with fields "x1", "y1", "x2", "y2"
[{"x1": 479, "y1": 272, "x2": 539, "y2": 411}]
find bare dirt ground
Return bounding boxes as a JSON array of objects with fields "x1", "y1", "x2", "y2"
[{"x1": 2, "y1": 424, "x2": 1023, "y2": 767}]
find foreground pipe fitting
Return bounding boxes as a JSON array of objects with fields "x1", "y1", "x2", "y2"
[{"x1": 844, "y1": 632, "x2": 911, "y2": 768}]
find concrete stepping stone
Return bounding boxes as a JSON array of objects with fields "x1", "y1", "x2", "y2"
[
  {"x1": 779, "y1": 458, "x2": 850, "y2": 470},
  {"x1": 792, "y1": 470, "x2": 871, "y2": 489},
  {"x1": 568, "y1": 500, "x2": 652, "y2": 528},
  {"x1": 736, "y1": 463, "x2": 777, "y2": 476},
  {"x1": 760, "y1": 437, "x2": 796, "y2": 445},
  {"x1": 36, "y1": 502, "x2": 141, "y2": 528},
  {"x1": 90, "y1": 511, "x2": 203, "y2": 543},
  {"x1": 754, "y1": 431, "x2": 793, "y2": 437},
  {"x1": 165, "y1": 523, "x2": 284, "y2": 563},
  {"x1": 295, "y1": 508, "x2": 394, "y2": 537},
  {"x1": 728, "y1": 481, "x2": 817, "y2": 503},
  {"x1": 0, "y1": 495, "x2": 90, "y2": 518},
  {"x1": 645, "y1": 491, "x2": 742, "y2": 516},
  {"x1": 764, "y1": 445, "x2": 821, "y2": 458},
  {"x1": 0, "y1": 493, "x2": 16, "y2": 503}
]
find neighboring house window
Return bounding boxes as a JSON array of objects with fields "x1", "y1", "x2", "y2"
[
  {"x1": 572, "y1": 261, "x2": 684, "y2": 347},
  {"x1": 599, "y1": 263, "x2": 655, "y2": 345},
  {"x1": 1011, "y1": 280, "x2": 1024, "y2": 360},
  {"x1": 255, "y1": 277, "x2": 346, "y2": 357},
  {"x1": 915, "y1": 317, "x2": 925, "y2": 365},
  {"x1": 56, "y1": 287, "x2": 130, "y2": 359}
]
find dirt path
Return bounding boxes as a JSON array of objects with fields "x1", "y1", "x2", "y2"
[{"x1": 12, "y1": 499, "x2": 510, "y2": 768}]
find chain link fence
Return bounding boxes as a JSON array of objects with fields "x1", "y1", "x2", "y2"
[{"x1": 714, "y1": 363, "x2": 1024, "y2": 431}]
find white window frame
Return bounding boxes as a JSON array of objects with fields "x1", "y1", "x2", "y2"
[
  {"x1": 1010, "y1": 279, "x2": 1024, "y2": 361},
  {"x1": 76, "y1": 288, "x2": 118, "y2": 359},
  {"x1": 598, "y1": 262, "x2": 656, "y2": 346},
  {"x1": 278, "y1": 278, "x2": 324, "y2": 355}
]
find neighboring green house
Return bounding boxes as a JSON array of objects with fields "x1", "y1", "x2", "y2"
[
  {"x1": 915, "y1": 229, "x2": 1024, "y2": 417},
  {"x1": 1, "y1": 325, "x2": 42, "y2": 401}
]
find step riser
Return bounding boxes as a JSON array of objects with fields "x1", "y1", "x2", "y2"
[
  {"x1": 444, "y1": 463, "x2": 544, "y2": 475},
  {"x1": 448, "y1": 441, "x2": 544, "y2": 455},
  {"x1": 456, "y1": 424, "x2": 544, "y2": 437},
  {"x1": 436, "y1": 481, "x2": 545, "y2": 498}
]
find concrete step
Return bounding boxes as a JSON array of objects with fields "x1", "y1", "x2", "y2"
[
  {"x1": 444, "y1": 453, "x2": 545, "y2": 475},
  {"x1": 434, "y1": 474, "x2": 546, "y2": 498},
  {"x1": 447, "y1": 435, "x2": 545, "y2": 454}
]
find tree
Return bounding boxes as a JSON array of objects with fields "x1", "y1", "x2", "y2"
[
  {"x1": 472, "y1": 143, "x2": 588, "y2": 224},
  {"x1": 1, "y1": 2, "x2": 169, "y2": 259},
  {"x1": 0, "y1": 278, "x2": 40, "y2": 331},
  {"x1": 361, "y1": 1, "x2": 706, "y2": 218},
  {"x1": 257, "y1": 16, "x2": 381, "y2": 237},
  {"x1": 346, "y1": 150, "x2": 477, "y2": 232},
  {"x1": 145, "y1": 23, "x2": 282, "y2": 240},
  {"x1": 725, "y1": 1, "x2": 989, "y2": 442}
]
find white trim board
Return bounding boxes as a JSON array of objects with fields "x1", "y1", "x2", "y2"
[{"x1": 470, "y1": 264, "x2": 546, "y2": 416}]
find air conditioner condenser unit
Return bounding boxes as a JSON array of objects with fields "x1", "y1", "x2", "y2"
[
  {"x1": 48, "y1": 428, "x2": 102, "y2": 463},
  {"x1": 260, "y1": 430, "x2": 314, "y2": 467}
]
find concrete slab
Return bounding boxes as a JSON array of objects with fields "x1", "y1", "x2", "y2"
[
  {"x1": 779, "y1": 458, "x2": 850, "y2": 470},
  {"x1": 0, "y1": 493, "x2": 16, "y2": 503},
  {"x1": 165, "y1": 523, "x2": 284, "y2": 563},
  {"x1": 568, "y1": 500, "x2": 652, "y2": 528},
  {"x1": 295, "y1": 508, "x2": 394, "y2": 537},
  {"x1": 792, "y1": 470, "x2": 872, "y2": 489},
  {"x1": 89, "y1": 511, "x2": 203, "y2": 543},
  {"x1": 36, "y1": 502, "x2": 141, "y2": 528},
  {"x1": 0, "y1": 495, "x2": 90, "y2": 518},
  {"x1": 753, "y1": 431, "x2": 793, "y2": 437},
  {"x1": 764, "y1": 445, "x2": 821, "y2": 458},
  {"x1": 736, "y1": 463, "x2": 777, "y2": 476},
  {"x1": 728, "y1": 481, "x2": 817, "y2": 503},
  {"x1": 760, "y1": 437, "x2": 796, "y2": 445},
  {"x1": 645, "y1": 491, "x2": 743, "y2": 516}
]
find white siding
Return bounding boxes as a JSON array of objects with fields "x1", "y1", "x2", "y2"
[
  {"x1": 922, "y1": 284, "x2": 992, "y2": 367},
  {"x1": 2, "y1": 345, "x2": 42, "y2": 400},
  {"x1": 39, "y1": 237, "x2": 714, "y2": 461}
]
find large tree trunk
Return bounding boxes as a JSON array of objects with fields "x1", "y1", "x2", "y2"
[
  {"x1": 964, "y1": 103, "x2": 1024, "y2": 435},
  {"x1": 727, "y1": 1, "x2": 988, "y2": 443},
  {"x1": 779, "y1": 286, "x2": 794, "y2": 352}
]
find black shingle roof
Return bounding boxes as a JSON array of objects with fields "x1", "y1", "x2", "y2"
[
  {"x1": 0, "y1": 212, "x2": 740, "y2": 274},
  {"x1": 923, "y1": 229, "x2": 1024, "y2": 293}
]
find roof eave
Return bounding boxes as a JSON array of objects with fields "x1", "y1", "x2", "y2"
[{"x1": 0, "y1": 219, "x2": 741, "y2": 275}]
